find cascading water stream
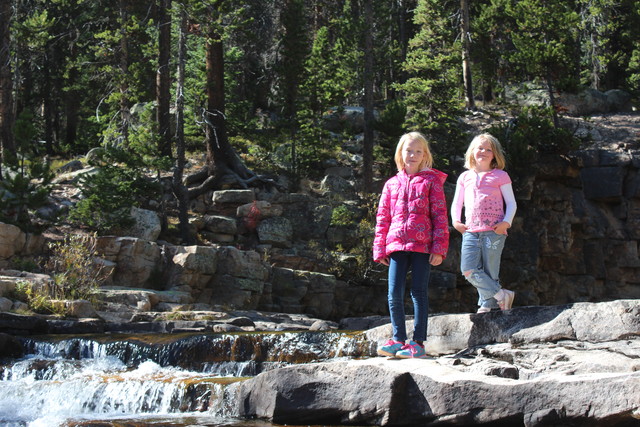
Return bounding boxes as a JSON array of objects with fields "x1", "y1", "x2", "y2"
[
  {"x1": 0, "y1": 330, "x2": 373, "y2": 426},
  {"x1": 0, "y1": 358, "x2": 232, "y2": 426}
]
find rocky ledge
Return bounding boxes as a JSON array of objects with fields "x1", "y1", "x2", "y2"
[{"x1": 231, "y1": 299, "x2": 640, "y2": 426}]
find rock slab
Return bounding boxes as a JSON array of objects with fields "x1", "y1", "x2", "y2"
[{"x1": 231, "y1": 300, "x2": 640, "y2": 426}]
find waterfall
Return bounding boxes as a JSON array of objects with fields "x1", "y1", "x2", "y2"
[
  {"x1": 0, "y1": 330, "x2": 373, "y2": 426},
  {"x1": 0, "y1": 357, "x2": 231, "y2": 426}
]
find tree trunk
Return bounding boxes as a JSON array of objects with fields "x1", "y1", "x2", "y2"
[
  {"x1": 173, "y1": 7, "x2": 192, "y2": 245},
  {"x1": 201, "y1": 29, "x2": 255, "y2": 191},
  {"x1": 156, "y1": 0, "x2": 172, "y2": 157},
  {"x1": 65, "y1": 32, "x2": 79, "y2": 150},
  {"x1": 546, "y1": 71, "x2": 559, "y2": 128},
  {"x1": 119, "y1": 0, "x2": 130, "y2": 143},
  {"x1": 362, "y1": 0, "x2": 374, "y2": 193},
  {"x1": 281, "y1": 0, "x2": 306, "y2": 177},
  {"x1": 0, "y1": 0, "x2": 15, "y2": 167},
  {"x1": 43, "y1": 60, "x2": 55, "y2": 156},
  {"x1": 460, "y1": 0, "x2": 475, "y2": 110},
  {"x1": 395, "y1": 0, "x2": 414, "y2": 89},
  {"x1": 185, "y1": 8, "x2": 281, "y2": 196}
]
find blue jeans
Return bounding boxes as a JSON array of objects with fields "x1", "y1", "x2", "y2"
[
  {"x1": 387, "y1": 251, "x2": 431, "y2": 342},
  {"x1": 460, "y1": 231, "x2": 506, "y2": 309}
]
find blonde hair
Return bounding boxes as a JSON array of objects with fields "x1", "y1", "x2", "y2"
[
  {"x1": 394, "y1": 132, "x2": 433, "y2": 172},
  {"x1": 464, "y1": 133, "x2": 506, "y2": 170}
]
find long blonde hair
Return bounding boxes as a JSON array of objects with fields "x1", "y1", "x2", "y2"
[
  {"x1": 464, "y1": 133, "x2": 506, "y2": 170},
  {"x1": 394, "y1": 132, "x2": 433, "y2": 172}
]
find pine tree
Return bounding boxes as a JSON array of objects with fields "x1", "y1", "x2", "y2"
[
  {"x1": 0, "y1": 0, "x2": 15, "y2": 165},
  {"x1": 505, "y1": 0, "x2": 580, "y2": 126},
  {"x1": 397, "y1": 0, "x2": 465, "y2": 161}
]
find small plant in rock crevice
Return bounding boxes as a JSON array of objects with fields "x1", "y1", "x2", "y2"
[{"x1": 11, "y1": 280, "x2": 58, "y2": 315}]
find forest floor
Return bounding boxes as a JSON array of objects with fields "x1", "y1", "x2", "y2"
[
  {"x1": 571, "y1": 112, "x2": 640, "y2": 149},
  {"x1": 462, "y1": 107, "x2": 640, "y2": 150}
]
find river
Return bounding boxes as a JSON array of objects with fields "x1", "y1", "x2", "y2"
[{"x1": 0, "y1": 331, "x2": 373, "y2": 426}]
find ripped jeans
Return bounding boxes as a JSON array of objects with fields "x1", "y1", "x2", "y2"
[{"x1": 460, "y1": 231, "x2": 506, "y2": 310}]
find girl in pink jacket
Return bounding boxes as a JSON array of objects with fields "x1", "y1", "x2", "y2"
[{"x1": 373, "y1": 132, "x2": 449, "y2": 359}]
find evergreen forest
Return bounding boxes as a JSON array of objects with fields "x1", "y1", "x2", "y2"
[{"x1": 0, "y1": 0, "x2": 639, "y2": 239}]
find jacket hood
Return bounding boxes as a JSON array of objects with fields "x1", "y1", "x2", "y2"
[{"x1": 399, "y1": 168, "x2": 448, "y2": 185}]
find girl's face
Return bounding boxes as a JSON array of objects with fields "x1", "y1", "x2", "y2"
[
  {"x1": 473, "y1": 138, "x2": 494, "y2": 171},
  {"x1": 402, "y1": 139, "x2": 426, "y2": 174}
]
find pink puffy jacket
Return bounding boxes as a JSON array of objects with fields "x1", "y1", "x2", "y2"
[{"x1": 373, "y1": 168, "x2": 449, "y2": 262}]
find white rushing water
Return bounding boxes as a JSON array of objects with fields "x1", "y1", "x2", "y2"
[
  {"x1": 0, "y1": 331, "x2": 372, "y2": 426},
  {"x1": 0, "y1": 356, "x2": 232, "y2": 426}
]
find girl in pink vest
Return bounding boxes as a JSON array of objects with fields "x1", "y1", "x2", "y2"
[
  {"x1": 451, "y1": 133, "x2": 517, "y2": 313},
  {"x1": 373, "y1": 132, "x2": 449, "y2": 358}
]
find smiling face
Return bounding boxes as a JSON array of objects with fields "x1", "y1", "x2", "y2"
[
  {"x1": 472, "y1": 138, "x2": 495, "y2": 171},
  {"x1": 402, "y1": 138, "x2": 426, "y2": 174}
]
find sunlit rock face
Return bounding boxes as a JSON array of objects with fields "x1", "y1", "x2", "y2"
[{"x1": 231, "y1": 300, "x2": 640, "y2": 426}]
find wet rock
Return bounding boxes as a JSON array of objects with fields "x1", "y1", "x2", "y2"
[
  {"x1": 228, "y1": 316, "x2": 255, "y2": 327},
  {"x1": 46, "y1": 318, "x2": 105, "y2": 334},
  {"x1": 0, "y1": 332, "x2": 23, "y2": 358},
  {"x1": 0, "y1": 312, "x2": 48, "y2": 335}
]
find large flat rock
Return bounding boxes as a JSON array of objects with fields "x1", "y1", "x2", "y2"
[
  {"x1": 231, "y1": 300, "x2": 640, "y2": 426},
  {"x1": 233, "y1": 357, "x2": 639, "y2": 426}
]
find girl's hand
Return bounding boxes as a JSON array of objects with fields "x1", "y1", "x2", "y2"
[
  {"x1": 493, "y1": 221, "x2": 510, "y2": 235},
  {"x1": 453, "y1": 221, "x2": 467, "y2": 234},
  {"x1": 429, "y1": 254, "x2": 443, "y2": 266},
  {"x1": 379, "y1": 256, "x2": 390, "y2": 266}
]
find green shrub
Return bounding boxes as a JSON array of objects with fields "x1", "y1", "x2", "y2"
[
  {"x1": 43, "y1": 233, "x2": 108, "y2": 304},
  {"x1": 330, "y1": 205, "x2": 357, "y2": 227},
  {"x1": 69, "y1": 147, "x2": 161, "y2": 234},
  {"x1": 10, "y1": 257, "x2": 39, "y2": 273},
  {"x1": 12, "y1": 280, "x2": 57, "y2": 315},
  {"x1": 374, "y1": 100, "x2": 407, "y2": 139},
  {"x1": 0, "y1": 160, "x2": 54, "y2": 230},
  {"x1": 487, "y1": 106, "x2": 580, "y2": 177},
  {"x1": 329, "y1": 194, "x2": 383, "y2": 286},
  {"x1": 9, "y1": 235, "x2": 104, "y2": 315}
]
